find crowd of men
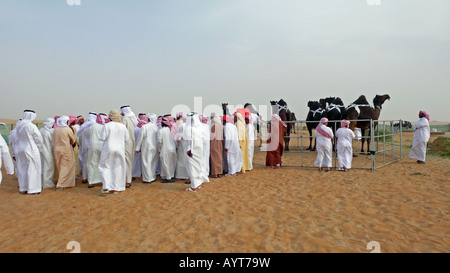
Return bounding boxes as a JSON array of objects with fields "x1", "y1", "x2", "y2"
[
  {"x1": 0, "y1": 107, "x2": 430, "y2": 195},
  {"x1": 0, "y1": 106, "x2": 289, "y2": 195}
]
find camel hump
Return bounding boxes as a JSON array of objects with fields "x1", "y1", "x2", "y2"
[
  {"x1": 352, "y1": 95, "x2": 369, "y2": 105},
  {"x1": 277, "y1": 99, "x2": 287, "y2": 107}
]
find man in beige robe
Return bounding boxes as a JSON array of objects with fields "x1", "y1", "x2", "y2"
[
  {"x1": 209, "y1": 113, "x2": 223, "y2": 178},
  {"x1": 234, "y1": 112, "x2": 250, "y2": 173},
  {"x1": 54, "y1": 116, "x2": 76, "y2": 189}
]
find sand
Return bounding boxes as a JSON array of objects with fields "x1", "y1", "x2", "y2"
[{"x1": 0, "y1": 131, "x2": 449, "y2": 253}]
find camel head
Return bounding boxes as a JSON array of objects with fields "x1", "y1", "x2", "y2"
[
  {"x1": 373, "y1": 94, "x2": 390, "y2": 109},
  {"x1": 308, "y1": 101, "x2": 322, "y2": 110},
  {"x1": 319, "y1": 98, "x2": 327, "y2": 108},
  {"x1": 325, "y1": 97, "x2": 335, "y2": 104},
  {"x1": 332, "y1": 97, "x2": 344, "y2": 106}
]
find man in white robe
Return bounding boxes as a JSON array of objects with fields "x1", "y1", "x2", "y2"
[
  {"x1": 0, "y1": 134, "x2": 14, "y2": 186},
  {"x1": 409, "y1": 110, "x2": 431, "y2": 164},
  {"x1": 335, "y1": 120, "x2": 355, "y2": 171},
  {"x1": 74, "y1": 115, "x2": 84, "y2": 169},
  {"x1": 98, "y1": 110, "x2": 130, "y2": 194},
  {"x1": 9, "y1": 119, "x2": 22, "y2": 180},
  {"x1": 132, "y1": 113, "x2": 148, "y2": 179},
  {"x1": 120, "y1": 105, "x2": 137, "y2": 188},
  {"x1": 200, "y1": 115, "x2": 211, "y2": 178},
  {"x1": 77, "y1": 112, "x2": 97, "y2": 183},
  {"x1": 87, "y1": 113, "x2": 109, "y2": 188},
  {"x1": 223, "y1": 115, "x2": 242, "y2": 176},
  {"x1": 39, "y1": 118, "x2": 55, "y2": 188},
  {"x1": 136, "y1": 113, "x2": 160, "y2": 183},
  {"x1": 314, "y1": 117, "x2": 334, "y2": 171},
  {"x1": 183, "y1": 113, "x2": 209, "y2": 191},
  {"x1": 174, "y1": 116, "x2": 189, "y2": 180},
  {"x1": 158, "y1": 115, "x2": 177, "y2": 183},
  {"x1": 14, "y1": 110, "x2": 44, "y2": 194}
]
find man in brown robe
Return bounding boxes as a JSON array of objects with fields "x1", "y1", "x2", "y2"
[
  {"x1": 54, "y1": 116, "x2": 76, "y2": 189},
  {"x1": 209, "y1": 113, "x2": 223, "y2": 178},
  {"x1": 265, "y1": 114, "x2": 287, "y2": 168}
]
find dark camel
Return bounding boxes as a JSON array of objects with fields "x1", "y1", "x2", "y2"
[
  {"x1": 306, "y1": 100, "x2": 327, "y2": 151},
  {"x1": 325, "y1": 97, "x2": 346, "y2": 150},
  {"x1": 343, "y1": 94, "x2": 391, "y2": 154}
]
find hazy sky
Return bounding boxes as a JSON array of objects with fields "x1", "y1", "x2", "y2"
[{"x1": 1, "y1": 0, "x2": 449, "y2": 122}]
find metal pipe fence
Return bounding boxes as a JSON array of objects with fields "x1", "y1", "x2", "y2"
[{"x1": 254, "y1": 119, "x2": 403, "y2": 171}]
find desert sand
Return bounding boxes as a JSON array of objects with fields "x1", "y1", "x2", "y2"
[{"x1": 0, "y1": 131, "x2": 449, "y2": 253}]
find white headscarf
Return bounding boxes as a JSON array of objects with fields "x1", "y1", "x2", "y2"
[
  {"x1": 182, "y1": 112, "x2": 202, "y2": 141},
  {"x1": 57, "y1": 116, "x2": 70, "y2": 127},
  {"x1": 43, "y1": 118, "x2": 55, "y2": 131},
  {"x1": 210, "y1": 112, "x2": 221, "y2": 124},
  {"x1": 147, "y1": 113, "x2": 157, "y2": 124},
  {"x1": 21, "y1": 110, "x2": 37, "y2": 123},
  {"x1": 78, "y1": 112, "x2": 97, "y2": 133},
  {"x1": 120, "y1": 105, "x2": 138, "y2": 126}
]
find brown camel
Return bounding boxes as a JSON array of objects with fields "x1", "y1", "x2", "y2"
[{"x1": 343, "y1": 94, "x2": 391, "y2": 154}]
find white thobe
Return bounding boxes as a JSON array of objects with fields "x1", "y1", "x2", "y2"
[
  {"x1": 202, "y1": 123, "x2": 211, "y2": 178},
  {"x1": 0, "y1": 135, "x2": 14, "y2": 186},
  {"x1": 15, "y1": 121, "x2": 43, "y2": 194},
  {"x1": 157, "y1": 127, "x2": 177, "y2": 180},
  {"x1": 9, "y1": 127, "x2": 19, "y2": 179},
  {"x1": 224, "y1": 123, "x2": 242, "y2": 175},
  {"x1": 99, "y1": 122, "x2": 130, "y2": 192},
  {"x1": 175, "y1": 123, "x2": 189, "y2": 179},
  {"x1": 314, "y1": 125, "x2": 334, "y2": 168},
  {"x1": 182, "y1": 125, "x2": 209, "y2": 188},
  {"x1": 336, "y1": 128, "x2": 355, "y2": 169},
  {"x1": 87, "y1": 123, "x2": 105, "y2": 185},
  {"x1": 78, "y1": 121, "x2": 95, "y2": 180},
  {"x1": 409, "y1": 117, "x2": 430, "y2": 162},
  {"x1": 39, "y1": 127, "x2": 55, "y2": 188},
  {"x1": 132, "y1": 127, "x2": 142, "y2": 178},
  {"x1": 247, "y1": 123, "x2": 256, "y2": 170},
  {"x1": 135, "y1": 123, "x2": 159, "y2": 182}
]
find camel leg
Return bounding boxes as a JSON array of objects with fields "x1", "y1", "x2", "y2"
[
  {"x1": 367, "y1": 129, "x2": 371, "y2": 155},
  {"x1": 307, "y1": 128, "x2": 313, "y2": 150},
  {"x1": 360, "y1": 129, "x2": 366, "y2": 154},
  {"x1": 284, "y1": 136, "x2": 290, "y2": 151}
]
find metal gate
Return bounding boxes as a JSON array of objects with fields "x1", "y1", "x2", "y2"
[{"x1": 254, "y1": 119, "x2": 403, "y2": 171}]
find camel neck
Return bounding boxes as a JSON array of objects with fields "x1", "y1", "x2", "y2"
[{"x1": 374, "y1": 105, "x2": 382, "y2": 119}]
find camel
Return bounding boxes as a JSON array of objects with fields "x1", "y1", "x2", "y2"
[
  {"x1": 326, "y1": 97, "x2": 346, "y2": 150},
  {"x1": 343, "y1": 94, "x2": 391, "y2": 154},
  {"x1": 222, "y1": 103, "x2": 231, "y2": 117},
  {"x1": 270, "y1": 99, "x2": 295, "y2": 151},
  {"x1": 306, "y1": 100, "x2": 327, "y2": 151}
]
